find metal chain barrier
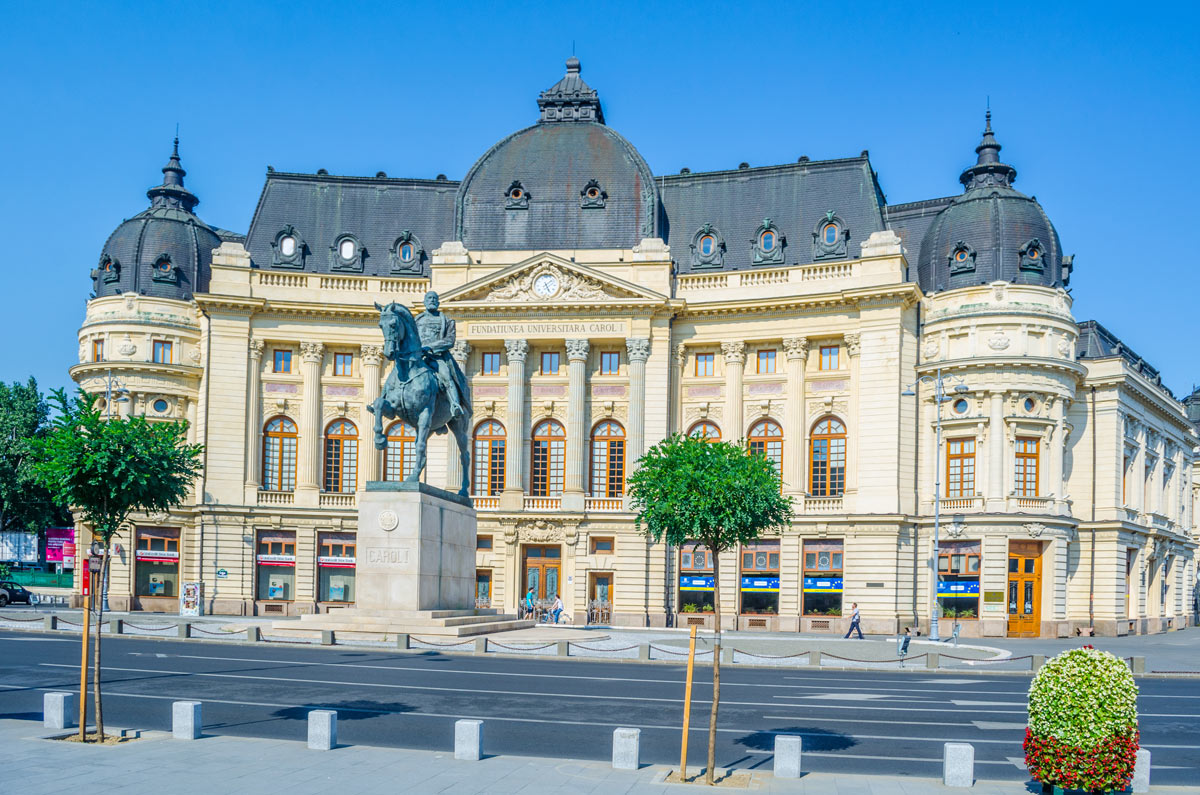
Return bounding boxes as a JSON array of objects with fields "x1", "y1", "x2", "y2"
[
  {"x1": 732, "y1": 649, "x2": 811, "y2": 660},
  {"x1": 0, "y1": 614, "x2": 45, "y2": 622},
  {"x1": 820, "y1": 651, "x2": 928, "y2": 664},
  {"x1": 189, "y1": 625, "x2": 244, "y2": 636},
  {"x1": 568, "y1": 642, "x2": 641, "y2": 652},
  {"x1": 56, "y1": 619, "x2": 83, "y2": 627},
  {"x1": 940, "y1": 654, "x2": 1033, "y2": 664},
  {"x1": 409, "y1": 636, "x2": 474, "y2": 648},
  {"x1": 487, "y1": 641, "x2": 556, "y2": 652},
  {"x1": 123, "y1": 622, "x2": 176, "y2": 632}
]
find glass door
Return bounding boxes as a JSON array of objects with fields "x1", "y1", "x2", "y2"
[{"x1": 1007, "y1": 541, "x2": 1042, "y2": 637}]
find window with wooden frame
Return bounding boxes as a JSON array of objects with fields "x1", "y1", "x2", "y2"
[
  {"x1": 695, "y1": 352, "x2": 714, "y2": 377},
  {"x1": 946, "y1": 438, "x2": 976, "y2": 497},
  {"x1": 530, "y1": 419, "x2": 566, "y2": 496},
  {"x1": 476, "y1": 535, "x2": 493, "y2": 550},
  {"x1": 472, "y1": 420, "x2": 506, "y2": 495},
  {"x1": 384, "y1": 421, "x2": 417, "y2": 482},
  {"x1": 323, "y1": 419, "x2": 358, "y2": 493},
  {"x1": 688, "y1": 421, "x2": 721, "y2": 441},
  {"x1": 756, "y1": 349, "x2": 777, "y2": 374},
  {"x1": 92, "y1": 339, "x2": 105, "y2": 362},
  {"x1": 257, "y1": 536, "x2": 296, "y2": 557},
  {"x1": 590, "y1": 420, "x2": 626, "y2": 497},
  {"x1": 590, "y1": 536, "x2": 614, "y2": 554},
  {"x1": 819, "y1": 345, "x2": 839, "y2": 371},
  {"x1": 262, "y1": 416, "x2": 297, "y2": 492},
  {"x1": 152, "y1": 340, "x2": 172, "y2": 364},
  {"x1": 748, "y1": 419, "x2": 783, "y2": 474},
  {"x1": 481, "y1": 352, "x2": 502, "y2": 375},
  {"x1": 1014, "y1": 437, "x2": 1039, "y2": 497},
  {"x1": 319, "y1": 535, "x2": 355, "y2": 559},
  {"x1": 809, "y1": 417, "x2": 846, "y2": 496},
  {"x1": 273, "y1": 350, "x2": 292, "y2": 373},
  {"x1": 600, "y1": 351, "x2": 620, "y2": 375},
  {"x1": 680, "y1": 543, "x2": 713, "y2": 571},
  {"x1": 540, "y1": 351, "x2": 560, "y2": 375},
  {"x1": 333, "y1": 352, "x2": 353, "y2": 377}
]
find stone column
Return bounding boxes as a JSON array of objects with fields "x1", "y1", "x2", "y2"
[
  {"x1": 563, "y1": 339, "x2": 590, "y2": 511},
  {"x1": 445, "y1": 341, "x2": 471, "y2": 494},
  {"x1": 626, "y1": 338, "x2": 650, "y2": 470},
  {"x1": 1050, "y1": 396, "x2": 1066, "y2": 505},
  {"x1": 673, "y1": 343, "x2": 686, "y2": 435},
  {"x1": 244, "y1": 339, "x2": 265, "y2": 492},
  {"x1": 721, "y1": 342, "x2": 746, "y2": 441},
  {"x1": 1131, "y1": 423, "x2": 1145, "y2": 517},
  {"x1": 782, "y1": 337, "x2": 809, "y2": 494},
  {"x1": 297, "y1": 342, "x2": 324, "y2": 499},
  {"x1": 500, "y1": 339, "x2": 528, "y2": 510},
  {"x1": 360, "y1": 344, "x2": 383, "y2": 482},
  {"x1": 844, "y1": 333, "x2": 861, "y2": 497},
  {"x1": 986, "y1": 391, "x2": 1005, "y2": 511}
]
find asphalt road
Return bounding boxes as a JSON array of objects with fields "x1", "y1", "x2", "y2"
[{"x1": 1, "y1": 630, "x2": 1196, "y2": 784}]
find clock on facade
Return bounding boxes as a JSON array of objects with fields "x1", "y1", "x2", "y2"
[{"x1": 533, "y1": 273, "x2": 559, "y2": 298}]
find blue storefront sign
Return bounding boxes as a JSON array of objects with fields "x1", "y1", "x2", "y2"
[
  {"x1": 740, "y1": 576, "x2": 780, "y2": 592},
  {"x1": 679, "y1": 575, "x2": 715, "y2": 591},
  {"x1": 802, "y1": 577, "x2": 843, "y2": 593},
  {"x1": 937, "y1": 579, "x2": 980, "y2": 597}
]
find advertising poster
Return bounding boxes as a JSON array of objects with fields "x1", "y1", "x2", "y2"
[{"x1": 179, "y1": 582, "x2": 202, "y2": 616}]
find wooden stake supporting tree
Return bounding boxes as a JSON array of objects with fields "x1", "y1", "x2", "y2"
[{"x1": 629, "y1": 433, "x2": 791, "y2": 785}]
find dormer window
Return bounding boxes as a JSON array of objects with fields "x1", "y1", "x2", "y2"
[
  {"x1": 98, "y1": 254, "x2": 121, "y2": 284},
  {"x1": 821, "y1": 222, "x2": 839, "y2": 246},
  {"x1": 761, "y1": 231, "x2": 776, "y2": 251},
  {"x1": 812, "y1": 211, "x2": 849, "y2": 260},
  {"x1": 399, "y1": 242, "x2": 414, "y2": 262},
  {"x1": 1020, "y1": 239, "x2": 1045, "y2": 272},
  {"x1": 151, "y1": 253, "x2": 176, "y2": 283},
  {"x1": 280, "y1": 235, "x2": 297, "y2": 257},
  {"x1": 271, "y1": 225, "x2": 306, "y2": 269},
  {"x1": 949, "y1": 241, "x2": 976, "y2": 275},
  {"x1": 752, "y1": 218, "x2": 785, "y2": 265},
  {"x1": 690, "y1": 223, "x2": 726, "y2": 269},
  {"x1": 390, "y1": 231, "x2": 424, "y2": 273},
  {"x1": 339, "y1": 239, "x2": 356, "y2": 259},
  {"x1": 580, "y1": 179, "x2": 606, "y2": 209},
  {"x1": 332, "y1": 234, "x2": 364, "y2": 272},
  {"x1": 505, "y1": 181, "x2": 529, "y2": 209},
  {"x1": 699, "y1": 235, "x2": 715, "y2": 256}
]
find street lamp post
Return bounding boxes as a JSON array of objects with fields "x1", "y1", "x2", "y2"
[{"x1": 903, "y1": 368, "x2": 969, "y2": 642}]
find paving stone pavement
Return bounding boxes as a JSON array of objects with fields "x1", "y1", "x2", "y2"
[{"x1": 3, "y1": 719, "x2": 1187, "y2": 794}]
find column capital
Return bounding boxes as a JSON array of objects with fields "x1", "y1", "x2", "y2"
[
  {"x1": 565, "y1": 339, "x2": 590, "y2": 362},
  {"x1": 674, "y1": 342, "x2": 687, "y2": 368},
  {"x1": 300, "y1": 341, "x2": 324, "y2": 364},
  {"x1": 721, "y1": 341, "x2": 746, "y2": 364},
  {"x1": 843, "y1": 333, "x2": 861, "y2": 357},
  {"x1": 504, "y1": 339, "x2": 529, "y2": 363},
  {"x1": 360, "y1": 344, "x2": 383, "y2": 367},
  {"x1": 450, "y1": 340, "x2": 471, "y2": 364},
  {"x1": 782, "y1": 336, "x2": 809, "y2": 360},
  {"x1": 625, "y1": 337, "x2": 650, "y2": 363},
  {"x1": 248, "y1": 339, "x2": 265, "y2": 360}
]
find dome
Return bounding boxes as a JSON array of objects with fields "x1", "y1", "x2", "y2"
[
  {"x1": 917, "y1": 114, "x2": 1068, "y2": 292},
  {"x1": 454, "y1": 59, "x2": 659, "y2": 251},
  {"x1": 92, "y1": 139, "x2": 221, "y2": 301}
]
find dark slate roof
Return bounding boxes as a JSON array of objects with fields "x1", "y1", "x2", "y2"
[
  {"x1": 1076, "y1": 320, "x2": 1172, "y2": 397},
  {"x1": 1183, "y1": 386, "x2": 1200, "y2": 427},
  {"x1": 885, "y1": 197, "x2": 954, "y2": 266},
  {"x1": 660, "y1": 157, "x2": 887, "y2": 274},
  {"x1": 243, "y1": 171, "x2": 458, "y2": 277}
]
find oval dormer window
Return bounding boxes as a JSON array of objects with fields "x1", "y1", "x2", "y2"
[
  {"x1": 509, "y1": 187, "x2": 523, "y2": 200},
  {"x1": 954, "y1": 249, "x2": 969, "y2": 263},
  {"x1": 339, "y1": 239, "x2": 356, "y2": 260},
  {"x1": 399, "y1": 242, "x2": 415, "y2": 263},
  {"x1": 760, "y1": 230, "x2": 776, "y2": 252},
  {"x1": 280, "y1": 236, "x2": 297, "y2": 257},
  {"x1": 823, "y1": 223, "x2": 839, "y2": 245},
  {"x1": 699, "y1": 235, "x2": 715, "y2": 256},
  {"x1": 585, "y1": 186, "x2": 600, "y2": 200},
  {"x1": 1027, "y1": 248, "x2": 1040, "y2": 262}
]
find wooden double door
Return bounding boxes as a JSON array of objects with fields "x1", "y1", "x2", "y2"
[
  {"x1": 523, "y1": 545, "x2": 562, "y2": 602},
  {"x1": 1007, "y1": 541, "x2": 1042, "y2": 637}
]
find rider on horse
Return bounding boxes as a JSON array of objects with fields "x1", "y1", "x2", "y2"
[{"x1": 414, "y1": 291, "x2": 471, "y2": 421}]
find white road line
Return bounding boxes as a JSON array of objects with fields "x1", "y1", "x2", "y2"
[{"x1": 972, "y1": 721, "x2": 1027, "y2": 730}]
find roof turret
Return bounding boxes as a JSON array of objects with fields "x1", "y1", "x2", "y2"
[
  {"x1": 959, "y1": 111, "x2": 1018, "y2": 190},
  {"x1": 146, "y1": 137, "x2": 199, "y2": 212},
  {"x1": 537, "y1": 57, "x2": 605, "y2": 124}
]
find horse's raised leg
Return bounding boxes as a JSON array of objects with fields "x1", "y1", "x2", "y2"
[
  {"x1": 407, "y1": 407, "x2": 433, "y2": 484},
  {"x1": 370, "y1": 397, "x2": 387, "y2": 449},
  {"x1": 453, "y1": 413, "x2": 471, "y2": 497}
]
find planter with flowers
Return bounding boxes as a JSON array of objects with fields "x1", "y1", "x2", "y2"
[{"x1": 1024, "y1": 646, "x2": 1139, "y2": 794}]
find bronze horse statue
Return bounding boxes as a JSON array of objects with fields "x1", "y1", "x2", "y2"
[{"x1": 367, "y1": 301, "x2": 471, "y2": 496}]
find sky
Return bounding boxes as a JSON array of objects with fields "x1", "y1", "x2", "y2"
[{"x1": 1, "y1": 1, "x2": 1197, "y2": 399}]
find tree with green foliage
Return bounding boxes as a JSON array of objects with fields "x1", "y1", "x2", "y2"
[
  {"x1": 628, "y1": 433, "x2": 792, "y2": 785},
  {"x1": 30, "y1": 389, "x2": 202, "y2": 741},
  {"x1": 0, "y1": 378, "x2": 70, "y2": 537}
]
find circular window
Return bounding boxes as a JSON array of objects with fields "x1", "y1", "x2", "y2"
[
  {"x1": 586, "y1": 187, "x2": 600, "y2": 199},
  {"x1": 339, "y1": 239, "x2": 356, "y2": 260},
  {"x1": 280, "y1": 236, "x2": 296, "y2": 257},
  {"x1": 154, "y1": 259, "x2": 169, "y2": 272},
  {"x1": 823, "y1": 223, "x2": 839, "y2": 245},
  {"x1": 399, "y1": 242, "x2": 414, "y2": 263},
  {"x1": 953, "y1": 398, "x2": 969, "y2": 414},
  {"x1": 699, "y1": 235, "x2": 715, "y2": 256},
  {"x1": 760, "y1": 231, "x2": 776, "y2": 252},
  {"x1": 1028, "y1": 248, "x2": 1040, "y2": 260},
  {"x1": 153, "y1": 398, "x2": 169, "y2": 413},
  {"x1": 954, "y1": 249, "x2": 969, "y2": 262},
  {"x1": 510, "y1": 188, "x2": 523, "y2": 200},
  {"x1": 1024, "y1": 397, "x2": 1036, "y2": 412}
]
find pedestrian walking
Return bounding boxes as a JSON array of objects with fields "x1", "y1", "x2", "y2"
[
  {"x1": 548, "y1": 593, "x2": 564, "y2": 624},
  {"x1": 524, "y1": 587, "x2": 536, "y2": 620},
  {"x1": 844, "y1": 602, "x2": 864, "y2": 639}
]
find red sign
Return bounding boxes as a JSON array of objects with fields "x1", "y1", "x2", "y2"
[{"x1": 81, "y1": 565, "x2": 90, "y2": 596}]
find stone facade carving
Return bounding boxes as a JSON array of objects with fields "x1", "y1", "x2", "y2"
[
  {"x1": 922, "y1": 339, "x2": 939, "y2": 359},
  {"x1": 987, "y1": 331, "x2": 1011, "y2": 351},
  {"x1": 565, "y1": 338, "x2": 590, "y2": 361},
  {"x1": 482, "y1": 263, "x2": 630, "y2": 303},
  {"x1": 721, "y1": 341, "x2": 746, "y2": 363},
  {"x1": 674, "y1": 342, "x2": 687, "y2": 368},
  {"x1": 360, "y1": 344, "x2": 383, "y2": 367},
  {"x1": 782, "y1": 336, "x2": 809, "y2": 360},
  {"x1": 448, "y1": 340, "x2": 470, "y2": 365},
  {"x1": 625, "y1": 338, "x2": 650, "y2": 362},
  {"x1": 1024, "y1": 522, "x2": 1047, "y2": 538},
  {"x1": 945, "y1": 522, "x2": 966, "y2": 539},
  {"x1": 248, "y1": 339, "x2": 265, "y2": 360},
  {"x1": 504, "y1": 338, "x2": 529, "y2": 362},
  {"x1": 843, "y1": 333, "x2": 861, "y2": 356},
  {"x1": 300, "y1": 342, "x2": 324, "y2": 363},
  {"x1": 517, "y1": 518, "x2": 563, "y2": 543}
]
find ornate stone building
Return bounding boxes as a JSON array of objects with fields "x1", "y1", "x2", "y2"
[{"x1": 71, "y1": 59, "x2": 1198, "y2": 637}]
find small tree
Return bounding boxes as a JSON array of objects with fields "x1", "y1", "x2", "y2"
[
  {"x1": 0, "y1": 378, "x2": 70, "y2": 536},
  {"x1": 628, "y1": 433, "x2": 792, "y2": 785},
  {"x1": 31, "y1": 389, "x2": 202, "y2": 741}
]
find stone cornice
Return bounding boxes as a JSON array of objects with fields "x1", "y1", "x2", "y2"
[
  {"x1": 69, "y1": 361, "x2": 203, "y2": 383},
  {"x1": 193, "y1": 294, "x2": 266, "y2": 315},
  {"x1": 916, "y1": 355, "x2": 1086, "y2": 380},
  {"x1": 676, "y1": 283, "x2": 920, "y2": 319}
]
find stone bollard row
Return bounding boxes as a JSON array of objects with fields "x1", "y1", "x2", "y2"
[
  {"x1": 396, "y1": 633, "x2": 410, "y2": 650},
  {"x1": 320, "y1": 630, "x2": 334, "y2": 646},
  {"x1": 926, "y1": 652, "x2": 940, "y2": 669},
  {"x1": 455, "y1": 719, "x2": 483, "y2": 761},
  {"x1": 177, "y1": 622, "x2": 191, "y2": 639},
  {"x1": 1132, "y1": 748, "x2": 1151, "y2": 793},
  {"x1": 942, "y1": 741, "x2": 973, "y2": 787},
  {"x1": 612, "y1": 727, "x2": 640, "y2": 770},
  {"x1": 172, "y1": 701, "x2": 202, "y2": 740},
  {"x1": 774, "y1": 734, "x2": 801, "y2": 778},
  {"x1": 308, "y1": 710, "x2": 337, "y2": 750},
  {"x1": 43, "y1": 691, "x2": 75, "y2": 730}
]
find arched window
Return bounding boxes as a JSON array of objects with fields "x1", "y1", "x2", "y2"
[
  {"x1": 590, "y1": 421, "x2": 626, "y2": 497},
  {"x1": 262, "y1": 417, "x2": 297, "y2": 492},
  {"x1": 688, "y1": 421, "x2": 721, "y2": 441},
  {"x1": 323, "y1": 420, "x2": 358, "y2": 493},
  {"x1": 748, "y1": 419, "x2": 783, "y2": 473},
  {"x1": 472, "y1": 420, "x2": 506, "y2": 496},
  {"x1": 809, "y1": 417, "x2": 846, "y2": 497},
  {"x1": 384, "y1": 421, "x2": 417, "y2": 482},
  {"x1": 531, "y1": 419, "x2": 566, "y2": 496}
]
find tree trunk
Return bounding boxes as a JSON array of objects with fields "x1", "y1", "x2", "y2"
[
  {"x1": 93, "y1": 546, "x2": 109, "y2": 741},
  {"x1": 706, "y1": 558, "x2": 721, "y2": 785}
]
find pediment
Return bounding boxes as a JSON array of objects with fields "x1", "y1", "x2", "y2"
[{"x1": 440, "y1": 254, "x2": 665, "y2": 305}]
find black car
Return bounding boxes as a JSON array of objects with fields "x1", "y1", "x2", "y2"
[{"x1": 0, "y1": 582, "x2": 34, "y2": 606}]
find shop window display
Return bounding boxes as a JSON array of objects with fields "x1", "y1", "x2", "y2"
[
  {"x1": 802, "y1": 539, "x2": 843, "y2": 616},
  {"x1": 938, "y1": 539, "x2": 981, "y2": 618},
  {"x1": 740, "y1": 540, "x2": 780, "y2": 614},
  {"x1": 678, "y1": 542, "x2": 715, "y2": 613}
]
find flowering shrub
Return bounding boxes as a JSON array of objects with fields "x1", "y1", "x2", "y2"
[{"x1": 1024, "y1": 647, "x2": 1139, "y2": 792}]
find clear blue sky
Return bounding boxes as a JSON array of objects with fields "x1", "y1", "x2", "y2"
[{"x1": 2, "y1": 1, "x2": 1196, "y2": 398}]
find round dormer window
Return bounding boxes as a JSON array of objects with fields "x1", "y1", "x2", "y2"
[
  {"x1": 339, "y1": 239, "x2": 356, "y2": 260},
  {"x1": 509, "y1": 187, "x2": 523, "y2": 200},
  {"x1": 954, "y1": 248, "x2": 969, "y2": 263},
  {"x1": 760, "y1": 230, "x2": 776, "y2": 252},
  {"x1": 823, "y1": 223, "x2": 839, "y2": 245},
  {"x1": 399, "y1": 242, "x2": 415, "y2": 263},
  {"x1": 699, "y1": 235, "x2": 715, "y2": 256},
  {"x1": 1027, "y1": 248, "x2": 1040, "y2": 261},
  {"x1": 953, "y1": 398, "x2": 969, "y2": 415},
  {"x1": 280, "y1": 236, "x2": 297, "y2": 257},
  {"x1": 586, "y1": 186, "x2": 600, "y2": 200}
]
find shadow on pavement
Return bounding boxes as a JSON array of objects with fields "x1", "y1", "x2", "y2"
[
  {"x1": 270, "y1": 700, "x2": 416, "y2": 721},
  {"x1": 733, "y1": 726, "x2": 855, "y2": 752}
]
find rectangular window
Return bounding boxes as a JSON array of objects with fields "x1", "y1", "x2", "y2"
[
  {"x1": 482, "y1": 352, "x2": 501, "y2": 375},
  {"x1": 590, "y1": 536, "x2": 614, "y2": 554},
  {"x1": 135, "y1": 527, "x2": 180, "y2": 597},
  {"x1": 740, "y1": 540, "x2": 780, "y2": 615},
  {"x1": 600, "y1": 351, "x2": 620, "y2": 375},
  {"x1": 333, "y1": 352, "x2": 353, "y2": 376},
  {"x1": 937, "y1": 540, "x2": 981, "y2": 619},
  {"x1": 256, "y1": 530, "x2": 296, "y2": 601},
  {"x1": 819, "y1": 346, "x2": 839, "y2": 371},
  {"x1": 476, "y1": 570, "x2": 492, "y2": 607},
  {"x1": 541, "y1": 351, "x2": 560, "y2": 375},
  {"x1": 802, "y1": 539, "x2": 843, "y2": 616},
  {"x1": 695, "y1": 353, "x2": 714, "y2": 377},
  {"x1": 152, "y1": 340, "x2": 172, "y2": 364},
  {"x1": 946, "y1": 438, "x2": 976, "y2": 498},
  {"x1": 678, "y1": 542, "x2": 714, "y2": 614},
  {"x1": 1014, "y1": 437, "x2": 1040, "y2": 497},
  {"x1": 92, "y1": 339, "x2": 105, "y2": 362},
  {"x1": 476, "y1": 535, "x2": 493, "y2": 550},
  {"x1": 317, "y1": 531, "x2": 355, "y2": 603},
  {"x1": 757, "y1": 349, "x2": 776, "y2": 374},
  {"x1": 273, "y1": 350, "x2": 292, "y2": 373},
  {"x1": 472, "y1": 434, "x2": 506, "y2": 496}
]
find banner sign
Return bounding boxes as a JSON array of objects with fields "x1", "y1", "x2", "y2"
[
  {"x1": 136, "y1": 549, "x2": 179, "y2": 562},
  {"x1": 256, "y1": 554, "x2": 296, "y2": 566},
  {"x1": 802, "y1": 577, "x2": 844, "y2": 593},
  {"x1": 679, "y1": 575, "x2": 714, "y2": 591},
  {"x1": 937, "y1": 580, "x2": 980, "y2": 597},
  {"x1": 0, "y1": 532, "x2": 38, "y2": 563},
  {"x1": 317, "y1": 555, "x2": 356, "y2": 569},
  {"x1": 45, "y1": 528, "x2": 74, "y2": 563},
  {"x1": 740, "y1": 576, "x2": 780, "y2": 593}
]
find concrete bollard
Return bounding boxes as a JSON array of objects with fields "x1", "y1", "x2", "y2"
[
  {"x1": 1031, "y1": 654, "x2": 1046, "y2": 671},
  {"x1": 177, "y1": 622, "x2": 190, "y2": 639},
  {"x1": 638, "y1": 644, "x2": 650, "y2": 661},
  {"x1": 927, "y1": 652, "x2": 940, "y2": 669},
  {"x1": 721, "y1": 646, "x2": 734, "y2": 665},
  {"x1": 1130, "y1": 656, "x2": 1146, "y2": 674},
  {"x1": 109, "y1": 619, "x2": 123, "y2": 635},
  {"x1": 245, "y1": 626, "x2": 259, "y2": 643},
  {"x1": 320, "y1": 630, "x2": 334, "y2": 646},
  {"x1": 172, "y1": 701, "x2": 202, "y2": 740},
  {"x1": 773, "y1": 734, "x2": 802, "y2": 779},
  {"x1": 1132, "y1": 747, "x2": 1151, "y2": 793},
  {"x1": 556, "y1": 640, "x2": 569, "y2": 657},
  {"x1": 43, "y1": 615, "x2": 58, "y2": 630},
  {"x1": 43, "y1": 692, "x2": 75, "y2": 730},
  {"x1": 454, "y1": 719, "x2": 483, "y2": 761},
  {"x1": 612, "y1": 727, "x2": 640, "y2": 770},
  {"x1": 474, "y1": 637, "x2": 487, "y2": 654},
  {"x1": 808, "y1": 650, "x2": 822, "y2": 667},
  {"x1": 307, "y1": 710, "x2": 337, "y2": 750},
  {"x1": 396, "y1": 633, "x2": 409, "y2": 650},
  {"x1": 942, "y1": 742, "x2": 974, "y2": 787}
]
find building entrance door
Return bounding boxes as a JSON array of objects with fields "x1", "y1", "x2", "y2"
[
  {"x1": 1007, "y1": 541, "x2": 1042, "y2": 637},
  {"x1": 523, "y1": 545, "x2": 561, "y2": 606}
]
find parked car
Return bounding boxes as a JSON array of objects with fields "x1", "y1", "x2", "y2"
[{"x1": 0, "y1": 582, "x2": 34, "y2": 606}]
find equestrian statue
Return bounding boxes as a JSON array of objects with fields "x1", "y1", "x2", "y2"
[{"x1": 368, "y1": 291, "x2": 472, "y2": 496}]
